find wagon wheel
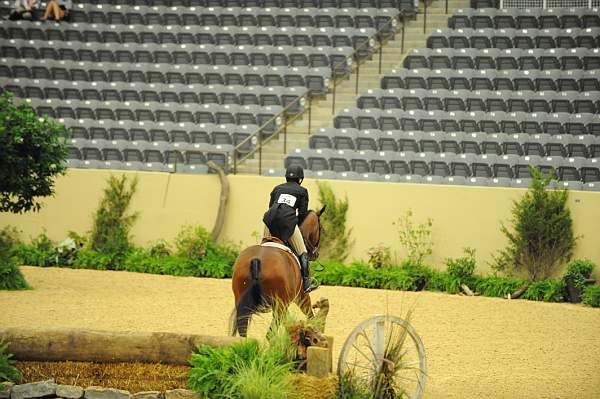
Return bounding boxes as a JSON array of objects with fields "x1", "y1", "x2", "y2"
[{"x1": 338, "y1": 315, "x2": 427, "y2": 399}]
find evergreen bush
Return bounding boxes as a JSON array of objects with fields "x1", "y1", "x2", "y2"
[
  {"x1": 89, "y1": 174, "x2": 139, "y2": 257},
  {"x1": 493, "y1": 167, "x2": 577, "y2": 281},
  {"x1": 315, "y1": 181, "x2": 353, "y2": 262}
]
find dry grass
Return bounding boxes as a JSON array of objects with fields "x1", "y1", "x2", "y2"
[
  {"x1": 289, "y1": 374, "x2": 338, "y2": 399},
  {"x1": 16, "y1": 361, "x2": 189, "y2": 392},
  {"x1": 17, "y1": 362, "x2": 338, "y2": 398}
]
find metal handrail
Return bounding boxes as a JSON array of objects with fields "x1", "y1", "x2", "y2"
[
  {"x1": 330, "y1": 12, "x2": 406, "y2": 114},
  {"x1": 231, "y1": 90, "x2": 311, "y2": 175},
  {"x1": 230, "y1": 7, "x2": 409, "y2": 175}
]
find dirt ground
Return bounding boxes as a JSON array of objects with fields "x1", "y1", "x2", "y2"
[{"x1": 1, "y1": 267, "x2": 599, "y2": 399}]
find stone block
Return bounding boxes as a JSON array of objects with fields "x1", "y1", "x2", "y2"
[
  {"x1": 133, "y1": 392, "x2": 162, "y2": 399},
  {"x1": 1, "y1": 383, "x2": 14, "y2": 399},
  {"x1": 56, "y1": 385, "x2": 84, "y2": 399},
  {"x1": 11, "y1": 380, "x2": 56, "y2": 399},
  {"x1": 84, "y1": 387, "x2": 132, "y2": 399},
  {"x1": 164, "y1": 390, "x2": 200, "y2": 399}
]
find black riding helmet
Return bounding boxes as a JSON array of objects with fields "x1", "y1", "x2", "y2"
[{"x1": 285, "y1": 164, "x2": 304, "y2": 183}]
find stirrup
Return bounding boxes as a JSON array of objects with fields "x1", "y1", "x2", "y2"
[{"x1": 303, "y1": 278, "x2": 320, "y2": 293}]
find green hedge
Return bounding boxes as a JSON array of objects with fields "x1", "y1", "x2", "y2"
[{"x1": 9, "y1": 233, "x2": 598, "y2": 306}]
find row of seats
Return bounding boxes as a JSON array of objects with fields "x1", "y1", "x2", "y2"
[
  {"x1": 308, "y1": 128, "x2": 600, "y2": 158},
  {"x1": 2, "y1": 78, "x2": 308, "y2": 113},
  {"x1": 357, "y1": 88, "x2": 600, "y2": 114},
  {"x1": 61, "y1": 118, "x2": 257, "y2": 151},
  {"x1": 403, "y1": 47, "x2": 600, "y2": 71},
  {"x1": 448, "y1": 7, "x2": 600, "y2": 29},
  {"x1": 381, "y1": 68, "x2": 600, "y2": 92},
  {"x1": 1, "y1": 21, "x2": 377, "y2": 49},
  {"x1": 24, "y1": 98, "x2": 283, "y2": 131},
  {"x1": 37, "y1": 4, "x2": 400, "y2": 29},
  {"x1": 265, "y1": 167, "x2": 600, "y2": 190},
  {"x1": 333, "y1": 108, "x2": 600, "y2": 136},
  {"x1": 72, "y1": 0, "x2": 411, "y2": 9},
  {"x1": 284, "y1": 148, "x2": 600, "y2": 181},
  {"x1": 1, "y1": 39, "x2": 356, "y2": 71},
  {"x1": 1, "y1": 58, "x2": 331, "y2": 94},
  {"x1": 427, "y1": 27, "x2": 600, "y2": 49},
  {"x1": 67, "y1": 158, "x2": 210, "y2": 173}
]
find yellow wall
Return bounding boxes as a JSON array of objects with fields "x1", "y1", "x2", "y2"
[{"x1": 1, "y1": 169, "x2": 599, "y2": 277}]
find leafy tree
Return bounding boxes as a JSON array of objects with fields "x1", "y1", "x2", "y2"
[
  {"x1": 89, "y1": 174, "x2": 139, "y2": 255},
  {"x1": 493, "y1": 167, "x2": 577, "y2": 281},
  {"x1": 315, "y1": 181, "x2": 354, "y2": 262},
  {"x1": 0, "y1": 92, "x2": 67, "y2": 214}
]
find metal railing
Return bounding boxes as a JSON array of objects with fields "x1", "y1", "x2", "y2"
[
  {"x1": 230, "y1": 6, "x2": 417, "y2": 175},
  {"x1": 231, "y1": 90, "x2": 312, "y2": 175},
  {"x1": 330, "y1": 12, "x2": 409, "y2": 114}
]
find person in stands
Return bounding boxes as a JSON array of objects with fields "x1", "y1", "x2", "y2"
[
  {"x1": 8, "y1": 0, "x2": 38, "y2": 20},
  {"x1": 40, "y1": 0, "x2": 72, "y2": 22},
  {"x1": 263, "y1": 165, "x2": 319, "y2": 293}
]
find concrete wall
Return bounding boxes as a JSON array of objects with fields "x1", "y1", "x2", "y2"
[{"x1": 1, "y1": 169, "x2": 599, "y2": 277}]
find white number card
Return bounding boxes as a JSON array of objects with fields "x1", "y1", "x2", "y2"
[{"x1": 277, "y1": 193, "x2": 297, "y2": 207}]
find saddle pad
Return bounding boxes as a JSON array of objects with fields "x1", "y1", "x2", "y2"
[{"x1": 261, "y1": 241, "x2": 301, "y2": 270}]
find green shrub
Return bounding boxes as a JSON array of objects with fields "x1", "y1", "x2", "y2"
[
  {"x1": 11, "y1": 232, "x2": 58, "y2": 267},
  {"x1": 188, "y1": 310, "x2": 297, "y2": 399},
  {"x1": 443, "y1": 248, "x2": 477, "y2": 294},
  {"x1": 493, "y1": 167, "x2": 577, "y2": 281},
  {"x1": 0, "y1": 92, "x2": 67, "y2": 214},
  {"x1": 0, "y1": 340, "x2": 21, "y2": 385},
  {"x1": 474, "y1": 275, "x2": 525, "y2": 298},
  {"x1": 175, "y1": 225, "x2": 211, "y2": 261},
  {"x1": 366, "y1": 245, "x2": 392, "y2": 269},
  {"x1": 0, "y1": 227, "x2": 28, "y2": 290},
  {"x1": 89, "y1": 174, "x2": 139, "y2": 256},
  {"x1": 582, "y1": 285, "x2": 600, "y2": 308},
  {"x1": 189, "y1": 340, "x2": 261, "y2": 397},
  {"x1": 561, "y1": 259, "x2": 595, "y2": 290},
  {"x1": 395, "y1": 210, "x2": 433, "y2": 265},
  {"x1": 522, "y1": 279, "x2": 565, "y2": 302},
  {"x1": 315, "y1": 181, "x2": 354, "y2": 262},
  {"x1": 147, "y1": 240, "x2": 172, "y2": 257}
]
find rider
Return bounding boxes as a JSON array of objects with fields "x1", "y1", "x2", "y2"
[{"x1": 263, "y1": 164, "x2": 319, "y2": 293}]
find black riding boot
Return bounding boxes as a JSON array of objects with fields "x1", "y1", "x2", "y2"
[{"x1": 300, "y1": 252, "x2": 319, "y2": 293}]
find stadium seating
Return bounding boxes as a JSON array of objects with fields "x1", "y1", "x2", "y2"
[
  {"x1": 285, "y1": 5, "x2": 600, "y2": 190},
  {"x1": 0, "y1": 0, "x2": 406, "y2": 173}
]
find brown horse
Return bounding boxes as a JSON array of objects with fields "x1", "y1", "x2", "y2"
[{"x1": 231, "y1": 207, "x2": 327, "y2": 337}]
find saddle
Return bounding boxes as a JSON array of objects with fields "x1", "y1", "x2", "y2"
[{"x1": 261, "y1": 236, "x2": 301, "y2": 270}]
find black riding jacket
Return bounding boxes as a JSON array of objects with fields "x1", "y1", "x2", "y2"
[{"x1": 263, "y1": 181, "x2": 309, "y2": 241}]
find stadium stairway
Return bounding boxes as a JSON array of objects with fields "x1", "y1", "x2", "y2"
[{"x1": 236, "y1": 0, "x2": 471, "y2": 174}]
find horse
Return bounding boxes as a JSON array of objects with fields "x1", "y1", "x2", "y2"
[{"x1": 231, "y1": 206, "x2": 328, "y2": 337}]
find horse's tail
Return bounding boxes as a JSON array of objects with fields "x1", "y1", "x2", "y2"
[{"x1": 233, "y1": 258, "x2": 263, "y2": 337}]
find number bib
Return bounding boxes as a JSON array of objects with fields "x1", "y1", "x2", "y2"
[{"x1": 277, "y1": 193, "x2": 297, "y2": 207}]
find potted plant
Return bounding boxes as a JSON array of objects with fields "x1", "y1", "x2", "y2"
[{"x1": 562, "y1": 260, "x2": 596, "y2": 303}]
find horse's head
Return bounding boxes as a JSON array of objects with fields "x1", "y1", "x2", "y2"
[{"x1": 300, "y1": 206, "x2": 325, "y2": 261}]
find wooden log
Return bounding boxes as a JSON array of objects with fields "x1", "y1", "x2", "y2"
[
  {"x1": 306, "y1": 347, "x2": 330, "y2": 378},
  {"x1": 306, "y1": 335, "x2": 333, "y2": 378},
  {"x1": 460, "y1": 284, "x2": 475, "y2": 296},
  {"x1": 509, "y1": 283, "x2": 530, "y2": 300},
  {"x1": 0, "y1": 327, "x2": 246, "y2": 365}
]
